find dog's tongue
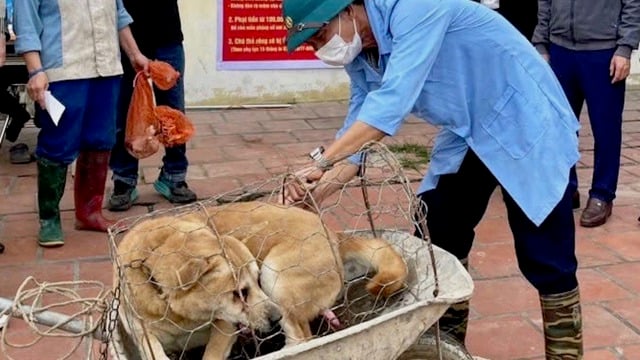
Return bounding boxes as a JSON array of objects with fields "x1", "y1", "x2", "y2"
[{"x1": 322, "y1": 309, "x2": 342, "y2": 330}]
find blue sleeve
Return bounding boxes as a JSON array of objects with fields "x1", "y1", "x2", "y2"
[
  {"x1": 14, "y1": 0, "x2": 42, "y2": 54},
  {"x1": 338, "y1": 70, "x2": 369, "y2": 165},
  {"x1": 357, "y1": 0, "x2": 451, "y2": 136},
  {"x1": 116, "y1": 0, "x2": 133, "y2": 30},
  {"x1": 6, "y1": 0, "x2": 12, "y2": 23}
]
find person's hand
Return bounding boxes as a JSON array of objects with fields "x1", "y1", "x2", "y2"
[
  {"x1": 610, "y1": 55, "x2": 630, "y2": 83},
  {"x1": 281, "y1": 166, "x2": 325, "y2": 206},
  {"x1": 27, "y1": 72, "x2": 49, "y2": 109},
  {"x1": 541, "y1": 53, "x2": 550, "y2": 63},
  {"x1": 8, "y1": 24, "x2": 16, "y2": 41},
  {"x1": 130, "y1": 52, "x2": 150, "y2": 76}
]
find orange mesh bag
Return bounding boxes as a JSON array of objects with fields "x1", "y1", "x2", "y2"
[
  {"x1": 155, "y1": 105, "x2": 195, "y2": 147},
  {"x1": 149, "y1": 60, "x2": 180, "y2": 90},
  {"x1": 124, "y1": 72, "x2": 161, "y2": 159}
]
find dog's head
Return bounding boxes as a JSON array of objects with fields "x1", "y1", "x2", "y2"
[{"x1": 141, "y1": 223, "x2": 281, "y2": 333}]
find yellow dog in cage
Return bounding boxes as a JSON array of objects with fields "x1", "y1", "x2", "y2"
[{"x1": 116, "y1": 201, "x2": 408, "y2": 359}]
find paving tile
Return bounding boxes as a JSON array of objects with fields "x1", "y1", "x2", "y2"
[
  {"x1": 1, "y1": 324, "x2": 98, "y2": 360},
  {"x1": 601, "y1": 262, "x2": 640, "y2": 293},
  {"x1": 0, "y1": 213, "x2": 39, "y2": 239},
  {"x1": 202, "y1": 159, "x2": 268, "y2": 178},
  {"x1": 190, "y1": 133, "x2": 244, "y2": 148},
  {"x1": 291, "y1": 128, "x2": 339, "y2": 143},
  {"x1": 604, "y1": 298, "x2": 640, "y2": 333},
  {"x1": 183, "y1": 178, "x2": 242, "y2": 199},
  {"x1": 258, "y1": 119, "x2": 313, "y2": 132},
  {"x1": 580, "y1": 304, "x2": 640, "y2": 348},
  {"x1": 309, "y1": 103, "x2": 348, "y2": 118},
  {"x1": 306, "y1": 117, "x2": 346, "y2": 130},
  {"x1": 466, "y1": 315, "x2": 544, "y2": 359},
  {"x1": 0, "y1": 193, "x2": 36, "y2": 215},
  {"x1": 213, "y1": 119, "x2": 266, "y2": 135},
  {"x1": 470, "y1": 277, "x2": 540, "y2": 316},
  {"x1": 222, "y1": 108, "x2": 273, "y2": 122},
  {"x1": 0, "y1": 162, "x2": 37, "y2": 177},
  {"x1": 221, "y1": 143, "x2": 288, "y2": 162},
  {"x1": 264, "y1": 106, "x2": 319, "y2": 120},
  {"x1": 469, "y1": 242, "x2": 520, "y2": 279},
  {"x1": 241, "y1": 132, "x2": 299, "y2": 145},
  {"x1": 583, "y1": 348, "x2": 622, "y2": 360},
  {"x1": 79, "y1": 259, "x2": 114, "y2": 288},
  {"x1": 0, "y1": 235, "x2": 40, "y2": 266},
  {"x1": 187, "y1": 109, "x2": 225, "y2": 124},
  {"x1": 41, "y1": 229, "x2": 111, "y2": 262},
  {"x1": 617, "y1": 344, "x2": 640, "y2": 359},
  {"x1": 0, "y1": 262, "x2": 76, "y2": 298},
  {"x1": 191, "y1": 121, "x2": 216, "y2": 136},
  {"x1": 577, "y1": 268, "x2": 633, "y2": 303},
  {"x1": 473, "y1": 216, "x2": 514, "y2": 245},
  {"x1": 178, "y1": 147, "x2": 228, "y2": 164},
  {"x1": 596, "y1": 231, "x2": 640, "y2": 261},
  {"x1": 575, "y1": 238, "x2": 624, "y2": 268}
]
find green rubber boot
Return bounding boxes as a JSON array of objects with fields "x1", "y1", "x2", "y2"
[
  {"x1": 540, "y1": 287, "x2": 584, "y2": 359},
  {"x1": 37, "y1": 157, "x2": 68, "y2": 247}
]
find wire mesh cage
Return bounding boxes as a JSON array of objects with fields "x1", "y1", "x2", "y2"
[{"x1": 106, "y1": 141, "x2": 474, "y2": 360}]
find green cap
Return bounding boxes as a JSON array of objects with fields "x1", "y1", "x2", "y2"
[{"x1": 283, "y1": 0, "x2": 355, "y2": 53}]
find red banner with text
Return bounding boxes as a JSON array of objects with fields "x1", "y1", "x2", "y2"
[{"x1": 218, "y1": 0, "x2": 325, "y2": 69}]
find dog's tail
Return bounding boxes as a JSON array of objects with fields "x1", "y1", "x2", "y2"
[{"x1": 336, "y1": 232, "x2": 408, "y2": 298}]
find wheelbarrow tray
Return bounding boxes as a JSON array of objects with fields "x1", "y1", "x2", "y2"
[{"x1": 110, "y1": 229, "x2": 474, "y2": 360}]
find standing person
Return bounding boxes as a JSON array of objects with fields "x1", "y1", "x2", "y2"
[
  {"x1": 475, "y1": 0, "x2": 538, "y2": 40},
  {"x1": 533, "y1": 0, "x2": 640, "y2": 227},
  {"x1": 281, "y1": 0, "x2": 583, "y2": 358},
  {"x1": 14, "y1": 0, "x2": 149, "y2": 247},
  {"x1": 108, "y1": 0, "x2": 197, "y2": 211},
  {"x1": 496, "y1": 0, "x2": 537, "y2": 40},
  {"x1": 1, "y1": 0, "x2": 31, "y2": 155}
]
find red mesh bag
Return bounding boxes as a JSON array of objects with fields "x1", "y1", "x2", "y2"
[
  {"x1": 124, "y1": 73, "x2": 161, "y2": 159},
  {"x1": 149, "y1": 60, "x2": 180, "y2": 90},
  {"x1": 155, "y1": 105, "x2": 195, "y2": 147},
  {"x1": 124, "y1": 60, "x2": 194, "y2": 157}
]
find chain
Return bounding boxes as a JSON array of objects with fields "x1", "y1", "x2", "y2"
[{"x1": 98, "y1": 267, "x2": 122, "y2": 360}]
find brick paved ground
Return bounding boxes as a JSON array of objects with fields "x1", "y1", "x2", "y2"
[{"x1": 1, "y1": 91, "x2": 639, "y2": 359}]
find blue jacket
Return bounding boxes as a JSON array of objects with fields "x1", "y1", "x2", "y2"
[
  {"x1": 14, "y1": 0, "x2": 133, "y2": 82},
  {"x1": 339, "y1": 0, "x2": 580, "y2": 225}
]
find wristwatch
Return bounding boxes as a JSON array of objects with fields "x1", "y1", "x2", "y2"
[{"x1": 308, "y1": 146, "x2": 333, "y2": 171}]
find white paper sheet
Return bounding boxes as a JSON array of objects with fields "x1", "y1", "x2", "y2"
[{"x1": 44, "y1": 91, "x2": 65, "y2": 126}]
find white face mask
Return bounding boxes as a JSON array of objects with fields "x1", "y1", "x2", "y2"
[{"x1": 315, "y1": 17, "x2": 362, "y2": 66}]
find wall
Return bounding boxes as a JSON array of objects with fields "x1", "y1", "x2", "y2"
[
  {"x1": 180, "y1": 1, "x2": 350, "y2": 107},
  {"x1": 179, "y1": 2, "x2": 640, "y2": 107}
]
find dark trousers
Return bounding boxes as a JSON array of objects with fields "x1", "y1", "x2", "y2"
[
  {"x1": 549, "y1": 44, "x2": 625, "y2": 202},
  {"x1": 415, "y1": 151, "x2": 579, "y2": 295},
  {"x1": 109, "y1": 43, "x2": 189, "y2": 187},
  {"x1": 35, "y1": 77, "x2": 120, "y2": 165}
]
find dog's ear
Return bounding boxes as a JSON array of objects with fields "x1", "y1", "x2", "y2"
[{"x1": 175, "y1": 258, "x2": 211, "y2": 291}]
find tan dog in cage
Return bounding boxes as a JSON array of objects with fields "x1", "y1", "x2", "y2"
[
  {"x1": 115, "y1": 216, "x2": 282, "y2": 360},
  {"x1": 181, "y1": 201, "x2": 409, "y2": 350}
]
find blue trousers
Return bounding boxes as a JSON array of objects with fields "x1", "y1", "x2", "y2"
[
  {"x1": 35, "y1": 76, "x2": 120, "y2": 165},
  {"x1": 415, "y1": 151, "x2": 579, "y2": 295},
  {"x1": 550, "y1": 44, "x2": 625, "y2": 202},
  {"x1": 109, "y1": 43, "x2": 189, "y2": 186}
]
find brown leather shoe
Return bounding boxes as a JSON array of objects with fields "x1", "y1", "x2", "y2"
[{"x1": 580, "y1": 198, "x2": 612, "y2": 227}]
